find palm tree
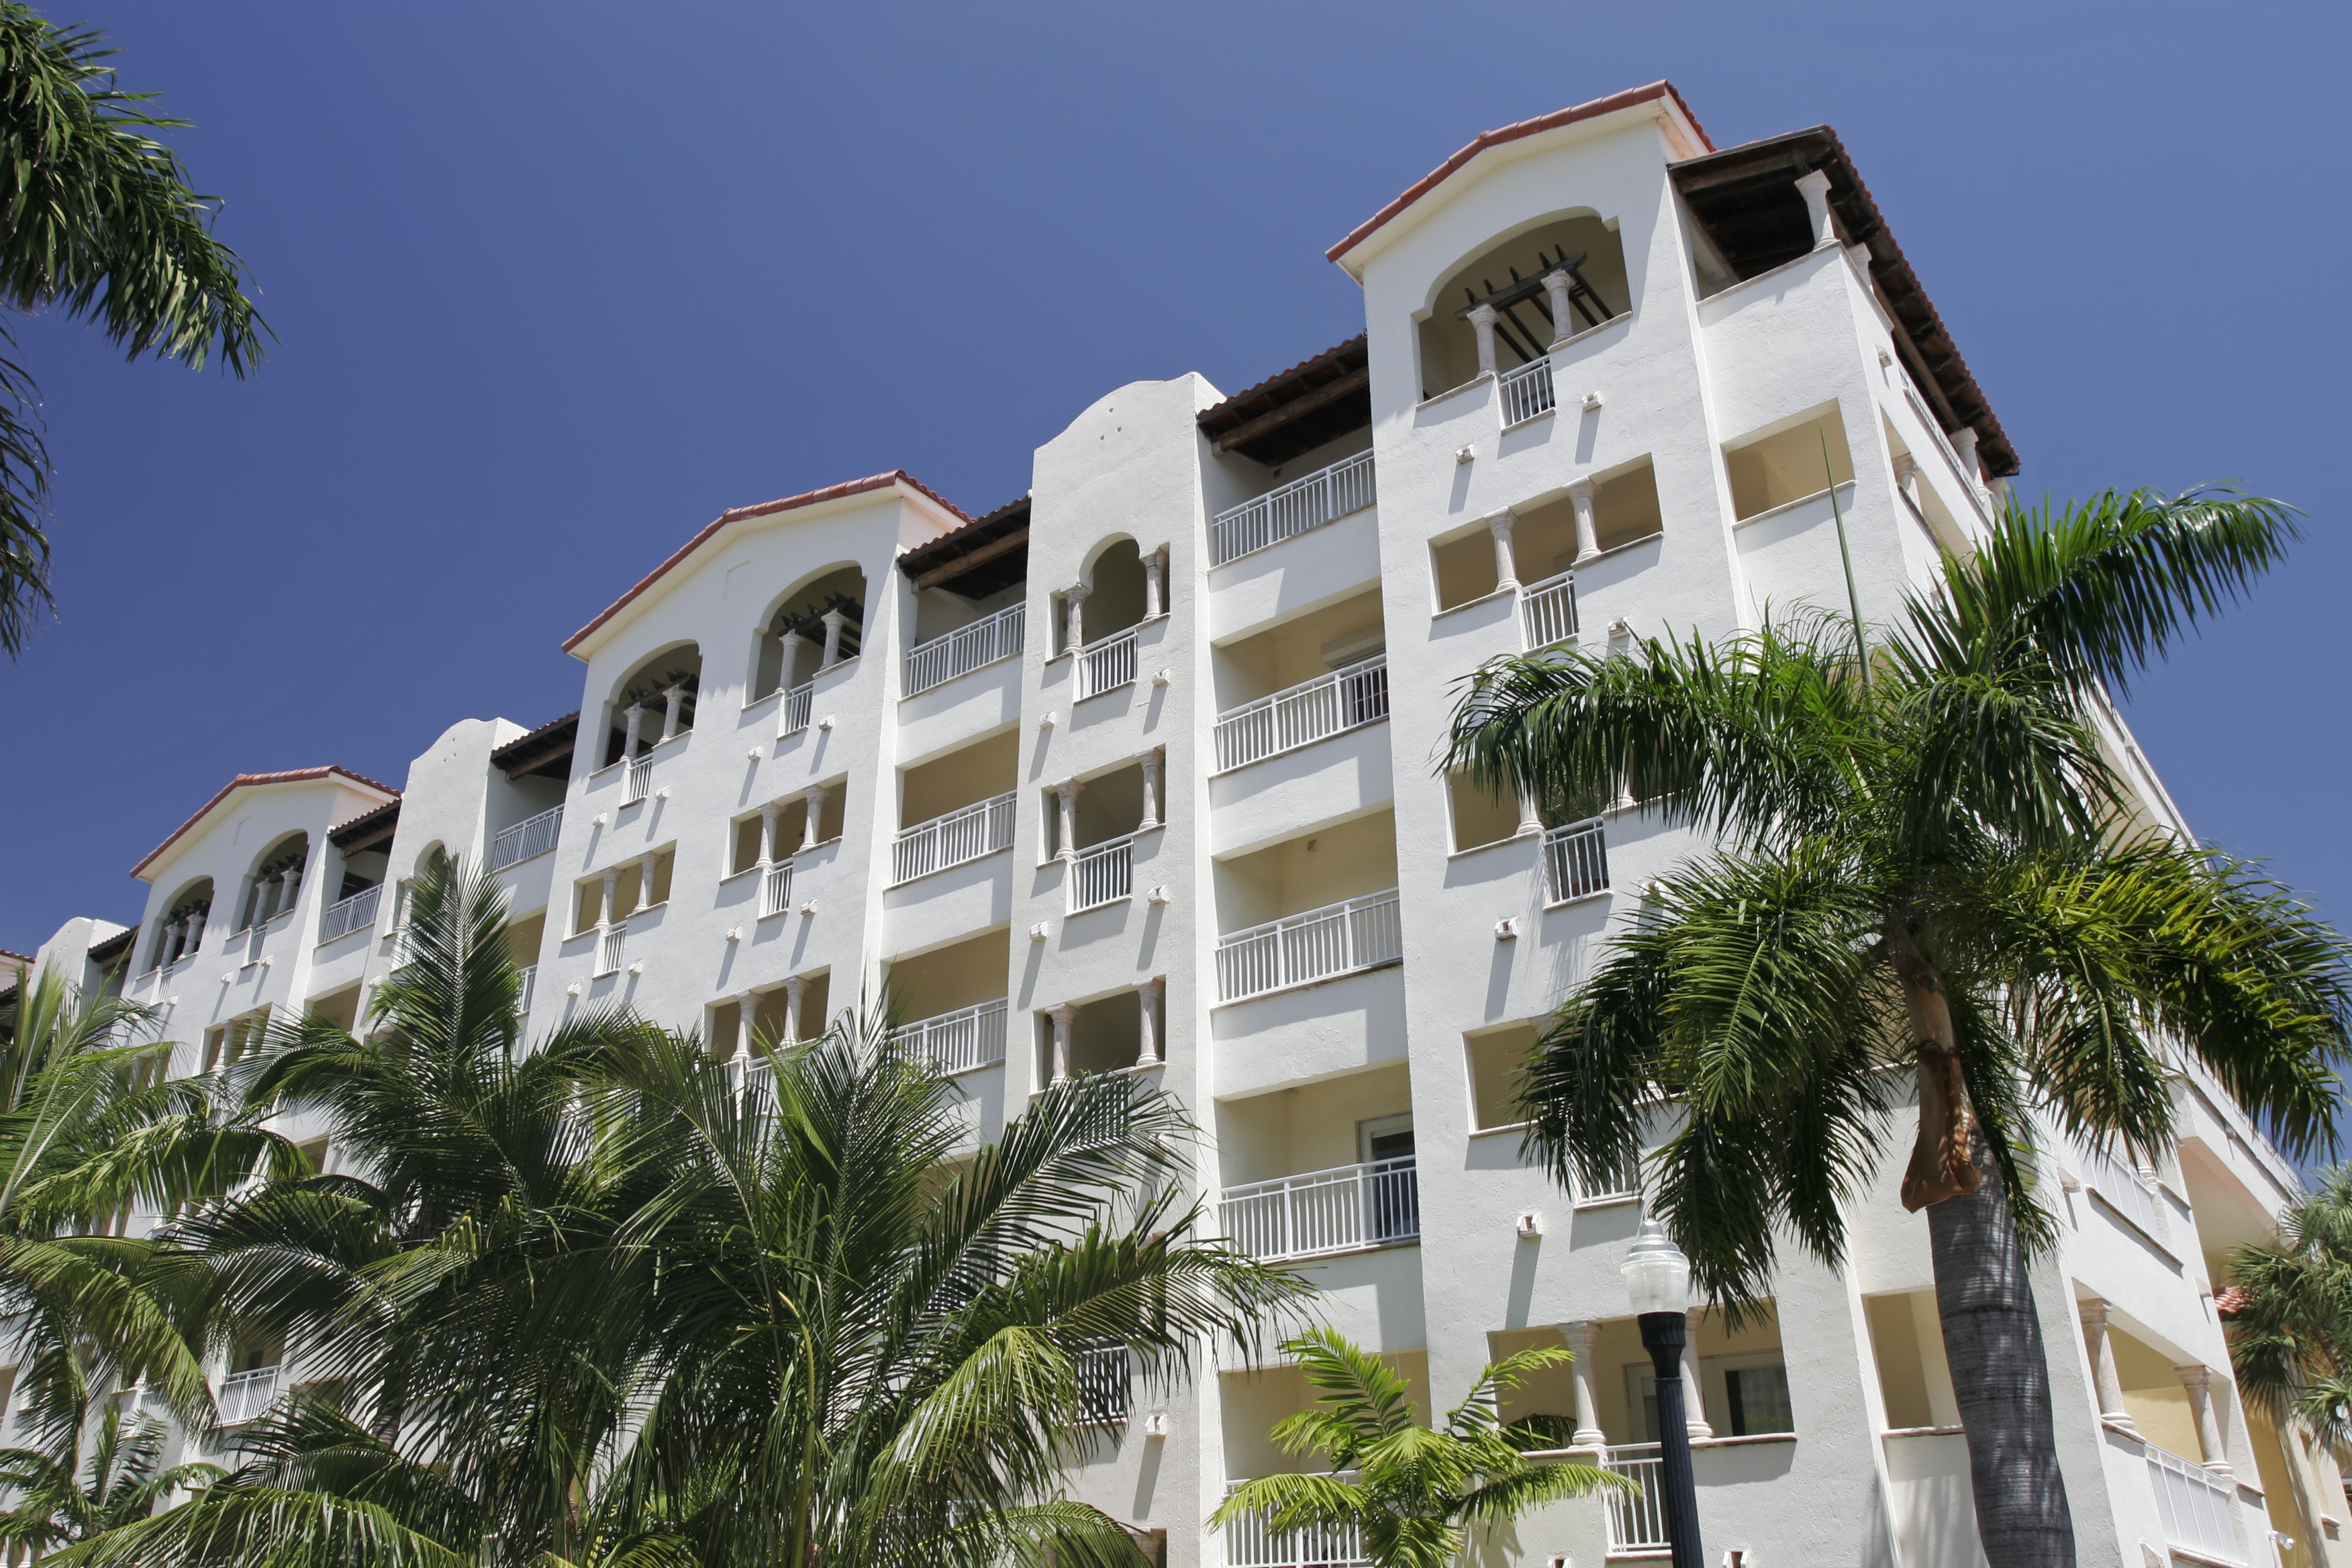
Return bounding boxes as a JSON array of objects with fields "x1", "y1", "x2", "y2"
[
  {"x1": 61, "y1": 850, "x2": 1307, "y2": 1568},
  {"x1": 0, "y1": 1401, "x2": 221, "y2": 1553},
  {"x1": 1210, "y1": 1328, "x2": 1623, "y2": 1568},
  {"x1": 2222, "y1": 1163, "x2": 2352, "y2": 1444},
  {"x1": 1444, "y1": 488, "x2": 2352, "y2": 1568},
  {"x1": 0, "y1": 2, "x2": 267, "y2": 656}
]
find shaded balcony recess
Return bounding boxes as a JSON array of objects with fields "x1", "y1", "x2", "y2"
[
  {"x1": 1210, "y1": 450, "x2": 1375, "y2": 565},
  {"x1": 1213, "y1": 655, "x2": 1387, "y2": 773},
  {"x1": 897, "y1": 495, "x2": 1030, "y2": 599},
  {"x1": 1421, "y1": 220, "x2": 1626, "y2": 399},
  {"x1": 1221, "y1": 1157, "x2": 1418, "y2": 1261},
  {"x1": 1222, "y1": 1473, "x2": 1370, "y2": 1568},
  {"x1": 905, "y1": 601, "x2": 1024, "y2": 695},
  {"x1": 489, "y1": 805, "x2": 564, "y2": 871},
  {"x1": 1216, "y1": 890, "x2": 1402, "y2": 1003},
  {"x1": 1198, "y1": 336, "x2": 1371, "y2": 467}
]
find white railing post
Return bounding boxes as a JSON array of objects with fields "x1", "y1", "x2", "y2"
[
  {"x1": 761, "y1": 860, "x2": 793, "y2": 918},
  {"x1": 1603, "y1": 1447, "x2": 1671, "y2": 1553},
  {"x1": 1078, "y1": 624, "x2": 1138, "y2": 699},
  {"x1": 1520, "y1": 571, "x2": 1579, "y2": 649},
  {"x1": 1499, "y1": 357, "x2": 1555, "y2": 426},
  {"x1": 891, "y1": 791, "x2": 1018, "y2": 885},
  {"x1": 779, "y1": 680, "x2": 813, "y2": 737}
]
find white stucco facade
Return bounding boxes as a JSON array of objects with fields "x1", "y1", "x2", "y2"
[{"x1": 13, "y1": 83, "x2": 2343, "y2": 1568}]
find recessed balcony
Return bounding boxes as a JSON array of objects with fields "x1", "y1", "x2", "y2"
[
  {"x1": 890, "y1": 997, "x2": 1008, "y2": 1075},
  {"x1": 1210, "y1": 449, "x2": 1376, "y2": 567},
  {"x1": 1213, "y1": 656, "x2": 1387, "y2": 774},
  {"x1": 488, "y1": 805, "x2": 564, "y2": 871},
  {"x1": 904, "y1": 601, "x2": 1024, "y2": 697},
  {"x1": 1221, "y1": 1157, "x2": 1418, "y2": 1261},
  {"x1": 893, "y1": 793, "x2": 1016, "y2": 886}
]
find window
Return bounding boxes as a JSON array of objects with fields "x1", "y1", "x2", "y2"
[{"x1": 1706, "y1": 1351, "x2": 1794, "y2": 1437}]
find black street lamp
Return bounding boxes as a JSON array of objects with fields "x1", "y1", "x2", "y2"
[{"x1": 1622, "y1": 1218, "x2": 1705, "y2": 1568}]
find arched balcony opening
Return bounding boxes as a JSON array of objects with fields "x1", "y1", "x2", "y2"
[
  {"x1": 147, "y1": 877, "x2": 213, "y2": 973},
  {"x1": 602, "y1": 644, "x2": 703, "y2": 768},
  {"x1": 237, "y1": 833, "x2": 311, "y2": 933},
  {"x1": 750, "y1": 565, "x2": 866, "y2": 703},
  {"x1": 1416, "y1": 209, "x2": 1629, "y2": 401}
]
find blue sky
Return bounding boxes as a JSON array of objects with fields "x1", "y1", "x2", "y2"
[{"x1": 4, "y1": 0, "x2": 2347, "y2": 973}]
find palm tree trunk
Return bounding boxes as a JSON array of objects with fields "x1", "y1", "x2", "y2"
[{"x1": 1927, "y1": 1139, "x2": 2077, "y2": 1568}]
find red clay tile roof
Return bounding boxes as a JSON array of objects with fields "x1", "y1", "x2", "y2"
[
  {"x1": 130, "y1": 767, "x2": 401, "y2": 880},
  {"x1": 562, "y1": 471, "x2": 970, "y2": 656},
  {"x1": 2213, "y1": 1285, "x2": 2252, "y2": 1318},
  {"x1": 1328, "y1": 82, "x2": 1711, "y2": 266}
]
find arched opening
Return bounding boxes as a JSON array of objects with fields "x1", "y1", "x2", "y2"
[
  {"x1": 1063, "y1": 538, "x2": 1154, "y2": 655},
  {"x1": 1417, "y1": 211, "x2": 1629, "y2": 400},
  {"x1": 238, "y1": 834, "x2": 311, "y2": 931},
  {"x1": 750, "y1": 565, "x2": 866, "y2": 701},
  {"x1": 148, "y1": 877, "x2": 214, "y2": 971},
  {"x1": 603, "y1": 644, "x2": 703, "y2": 767}
]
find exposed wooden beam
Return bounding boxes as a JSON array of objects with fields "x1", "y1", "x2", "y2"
[
  {"x1": 1208, "y1": 364, "x2": 1371, "y2": 455},
  {"x1": 911, "y1": 525, "x2": 1029, "y2": 589}
]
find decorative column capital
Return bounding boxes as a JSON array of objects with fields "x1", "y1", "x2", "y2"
[
  {"x1": 819, "y1": 607, "x2": 846, "y2": 630},
  {"x1": 784, "y1": 975, "x2": 809, "y2": 1001},
  {"x1": 1467, "y1": 302, "x2": 1499, "y2": 326},
  {"x1": 1557, "y1": 1318, "x2": 1598, "y2": 1353},
  {"x1": 1795, "y1": 168, "x2": 1835, "y2": 248},
  {"x1": 1568, "y1": 477, "x2": 1598, "y2": 504},
  {"x1": 802, "y1": 784, "x2": 826, "y2": 805},
  {"x1": 2173, "y1": 1363, "x2": 2211, "y2": 1394},
  {"x1": 1048, "y1": 1002, "x2": 1077, "y2": 1025},
  {"x1": 2079, "y1": 1295, "x2": 2110, "y2": 1331},
  {"x1": 1056, "y1": 778, "x2": 1083, "y2": 803},
  {"x1": 1065, "y1": 581, "x2": 1089, "y2": 604}
]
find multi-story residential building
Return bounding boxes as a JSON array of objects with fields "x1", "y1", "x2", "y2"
[{"x1": 9, "y1": 80, "x2": 2343, "y2": 1568}]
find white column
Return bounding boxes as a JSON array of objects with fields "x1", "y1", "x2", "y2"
[
  {"x1": 636, "y1": 852, "x2": 660, "y2": 912},
  {"x1": 1136, "y1": 978, "x2": 1162, "y2": 1068},
  {"x1": 1892, "y1": 452, "x2": 1920, "y2": 509},
  {"x1": 758, "y1": 801, "x2": 781, "y2": 867},
  {"x1": 279, "y1": 863, "x2": 302, "y2": 916},
  {"x1": 1516, "y1": 783, "x2": 1544, "y2": 838},
  {"x1": 1542, "y1": 268, "x2": 1576, "y2": 342},
  {"x1": 1049, "y1": 1003, "x2": 1076, "y2": 1084},
  {"x1": 2080, "y1": 1297, "x2": 2133, "y2": 1430},
  {"x1": 1137, "y1": 750, "x2": 1162, "y2": 832},
  {"x1": 657, "y1": 683, "x2": 683, "y2": 742},
  {"x1": 1468, "y1": 303, "x2": 1499, "y2": 377},
  {"x1": 1796, "y1": 168, "x2": 1835, "y2": 250},
  {"x1": 1952, "y1": 428, "x2": 1983, "y2": 485},
  {"x1": 598, "y1": 867, "x2": 620, "y2": 932},
  {"x1": 1487, "y1": 511, "x2": 1519, "y2": 592},
  {"x1": 800, "y1": 786, "x2": 826, "y2": 852},
  {"x1": 776, "y1": 631, "x2": 807, "y2": 692},
  {"x1": 1056, "y1": 779, "x2": 1083, "y2": 863},
  {"x1": 1065, "y1": 583, "x2": 1088, "y2": 654},
  {"x1": 820, "y1": 609, "x2": 847, "y2": 669},
  {"x1": 1559, "y1": 1321, "x2": 1606, "y2": 1448},
  {"x1": 185, "y1": 903, "x2": 206, "y2": 952},
  {"x1": 1144, "y1": 550, "x2": 1165, "y2": 618},
  {"x1": 156, "y1": 918, "x2": 180, "y2": 969},
  {"x1": 2176, "y1": 1365, "x2": 2231, "y2": 1476},
  {"x1": 263, "y1": 874, "x2": 289, "y2": 924},
  {"x1": 1682, "y1": 1307, "x2": 1713, "y2": 1440},
  {"x1": 783, "y1": 975, "x2": 808, "y2": 1044},
  {"x1": 622, "y1": 703, "x2": 646, "y2": 759},
  {"x1": 732, "y1": 991, "x2": 757, "y2": 1062},
  {"x1": 1569, "y1": 479, "x2": 1600, "y2": 564}
]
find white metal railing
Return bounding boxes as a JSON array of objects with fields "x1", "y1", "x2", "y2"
[
  {"x1": 217, "y1": 1366, "x2": 279, "y2": 1426},
  {"x1": 1577, "y1": 1148, "x2": 1643, "y2": 1206},
  {"x1": 1075, "y1": 1344, "x2": 1131, "y2": 1424},
  {"x1": 623, "y1": 756, "x2": 652, "y2": 805},
  {"x1": 1521, "y1": 569, "x2": 1578, "y2": 648},
  {"x1": 1544, "y1": 819, "x2": 1609, "y2": 903},
  {"x1": 780, "y1": 680, "x2": 814, "y2": 736},
  {"x1": 905, "y1": 602, "x2": 1025, "y2": 695},
  {"x1": 2147, "y1": 1442, "x2": 2240, "y2": 1564},
  {"x1": 1603, "y1": 1445, "x2": 1670, "y2": 1553},
  {"x1": 318, "y1": 885, "x2": 381, "y2": 944},
  {"x1": 1499, "y1": 356, "x2": 1556, "y2": 426},
  {"x1": 596, "y1": 923, "x2": 626, "y2": 977},
  {"x1": 1213, "y1": 656, "x2": 1388, "y2": 773},
  {"x1": 1210, "y1": 450, "x2": 1377, "y2": 565},
  {"x1": 893, "y1": 791, "x2": 1018, "y2": 885},
  {"x1": 760, "y1": 861, "x2": 793, "y2": 918},
  {"x1": 1216, "y1": 890, "x2": 1402, "y2": 1003},
  {"x1": 891, "y1": 999, "x2": 1008, "y2": 1075},
  {"x1": 1069, "y1": 836, "x2": 1134, "y2": 913},
  {"x1": 1222, "y1": 1473, "x2": 1369, "y2": 1568},
  {"x1": 1077, "y1": 624, "x2": 1139, "y2": 699},
  {"x1": 1221, "y1": 1158, "x2": 1419, "y2": 1261},
  {"x1": 517, "y1": 965, "x2": 536, "y2": 1016},
  {"x1": 489, "y1": 805, "x2": 564, "y2": 870},
  {"x1": 2079, "y1": 1137, "x2": 2163, "y2": 1236}
]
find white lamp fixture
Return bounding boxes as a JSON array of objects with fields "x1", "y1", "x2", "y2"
[{"x1": 1622, "y1": 1217, "x2": 1693, "y2": 1316}]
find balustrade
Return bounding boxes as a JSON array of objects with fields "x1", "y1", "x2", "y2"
[
  {"x1": 1520, "y1": 570, "x2": 1578, "y2": 649},
  {"x1": 1213, "y1": 656, "x2": 1387, "y2": 772},
  {"x1": 1215, "y1": 890, "x2": 1402, "y2": 1002},
  {"x1": 1209, "y1": 450, "x2": 1377, "y2": 565},
  {"x1": 1220, "y1": 1157, "x2": 1418, "y2": 1261},
  {"x1": 904, "y1": 602, "x2": 1025, "y2": 695},
  {"x1": 489, "y1": 805, "x2": 564, "y2": 870},
  {"x1": 892, "y1": 792, "x2": 1017, "y2": 884},
  {"x1": 1069, "y1": 836, "x2": 1133, "y2": 913},
  {"x1": 1499, "y1": 356, "x2": 1555, "y2": 426},
  {"x1": 318, "y1": 884, "x2": 381, "y2": 943},
  {"x1": 1077, "y1": 624, "x2": 1138, "y2": 699},
  {"x1": 889, "y1": 998, "x2": 1008, "y2": 1075},
  {"x1": 1543, "y1": 820, "x2": 1609, "y2": 903},
  {"x1": 1221, "y1": 1473, "x2": 1369, "y2": 1568}
]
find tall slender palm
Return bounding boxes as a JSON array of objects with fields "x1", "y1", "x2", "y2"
[
  {"x1": 2222, "y1": 1163, "x2": 2352, "y2": 1444},
  {"x1": 1210, "y1": 1328, "x2": 1622, "y2": 1568},
  {"x1": 62, "y1": 850, "x2": 1307, "y2": 1568},
  {"x1": 1444, "y1": 489, "x2": 2351, "y2": 1567},
  {"x1": 0, "y1": 1, "x2": 267, "y2": 655},
  {"x1": 0, "y1": 1402, "x2": 221, "y2": 1553}
]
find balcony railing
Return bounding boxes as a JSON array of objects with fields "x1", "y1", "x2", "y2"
[
  {"x1": 1210, "y1": 450, "x2": 1377, "y2": 566},
  {"x1": 905, "y1": 602, "x2": 1025, "y2": 696},
  {"x1": 1215, "y1": 890, "x2": 1402, "y2": 1003},
  {"x1": 217, "y1": 1366, "x2": 280, "y2": 1426},
  {"x1": 2147, "y1": 1442, "x2": 2239, "y2": 1565},
  {"x1": 2077, "y1": 1137, "x2": 2163, "y2": 1237},
  {"x1": 1075, "y1": 1343, "x2": 1131, "y2": 1425},
  {"x1": 1543, "y1": 819, "x2": 1609, "y2": 903},
  {"x1": 1521, "y1": 569, "x2": 1577, "y2": 649},
  {"x1": 596, "y1": 923, "x2": 626, "y2": 977},
  {"x1": 489, "y1": 805, "x2": 564, "y2": 870},
  {"x1": 890, "y1": 998, "x2": 1008, "y2": 1075},
  {"x1": 1077, "y1": 624, "x2": 1138, "y2": 699},
  {"x1": 1069, "y1": 836, "x2": 1134, "y2": 913},
  {"x1": 759, "y1": 861, "x2": 793, "y2": 918},
  {"x1": 1603, "y1": 1445, "x2": 1670, "y2": 1553},
  {"x1": 1222, "y1": 1473, "x2": 1369, "y2": 1568},
  {"x1": 318, "y1": 884, "x2": 381, "y2": 944},
  {"x1": 1213, "y1": 656, "x2": 1388, "y2": 773},
  {"x1": 517, "y1": 965, "x2": 536, "y2": 1016},
  {"x1": 623, "y1": 756, "x2": 652, "y2": 805},
  {"x1": 893, "y1": 791, "x2": 1017, "y2": 885},
  {"x1": 1221, "y1": 1157, "x2": 1418, "y2": 1261},
  {"x1": 780, "y1": 679, "x2": 814, "y2": 736},
  {"x1": 1499, "y1": 356, "x2": 1555, "y2": 426}
]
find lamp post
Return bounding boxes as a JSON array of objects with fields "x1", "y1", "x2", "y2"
[{"x1": 1623, "y1": 1218, "x2": 1705, "y2": 1568}]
